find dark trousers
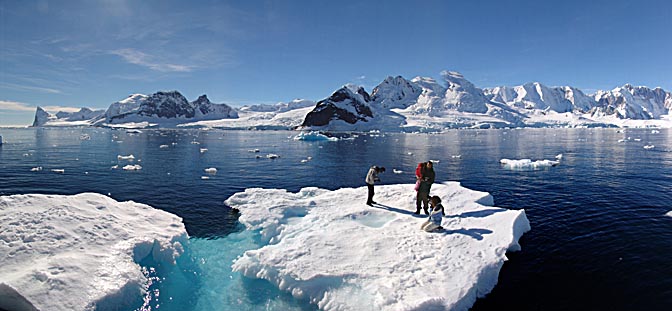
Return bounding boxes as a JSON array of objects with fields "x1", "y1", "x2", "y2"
[
  {"x1": 416, "y1": 191, "x2": 429, "y2": 214},
  {"x1": 366, "y1": 184, "x2": 375, "y2": 204}
]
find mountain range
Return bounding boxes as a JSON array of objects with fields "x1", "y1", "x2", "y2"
[{"x1": 32, "y1": 71, "x2": 672, "y2": 130}]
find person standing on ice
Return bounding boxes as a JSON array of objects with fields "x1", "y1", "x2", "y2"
[
  {"x1": 415, "y1": 161, "x2": 435, "y2": 214},
  {"x1": 365, "y1": 165, "x2": 385, "y2": 206},
  {"x1": 421, "y1": 195, "x2": 445, "y2": 232}
]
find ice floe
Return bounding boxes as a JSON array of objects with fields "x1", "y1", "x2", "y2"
[
  {"x1": 200, "y1": 148, "x2": 208, "y2": 153},
  {"x1": 0, "y1": 193, "x2": 187, "y2": 311},
  {"x1": 30, "y1": 167, "x2": 43, "y2": 172},
  {"x1": 225, "y1": 182, "x2": 530, "y2": 311},
  {"x1": 122, "y1": 165, "x2": 142, "y2": 171},
  {"x1": 293, "y1": 131, "x2": 339, "y2": 141},
  {"x1": 117, "y1": 154, "x2": 135, "y2": 161},
  {"x1": 204, "y1": 168, "x2": 217, "y2": 174},
  {"x1": 500, "y1": 158, "x2": 559, "y2": 170},
  {"x1": 643, "y1": 145, "x2": 655, "y2": 150},
  {"x1": 159, "y1": 145, "x2": 169, "y2": 149},
  {"x1": 51, "y1": 169, "x2": 65, "y2": 174},
  {"x1": 266, "y1": 154, "x2": 280, "y2": 159},
  {"x1": 666, "y1": 211, "x2": 672, "y2": 217},
  {"x1": 392, "y1": 169, "x2": 403, "y2": 174}
]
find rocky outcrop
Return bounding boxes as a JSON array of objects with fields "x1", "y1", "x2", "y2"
[{"x1": 301, "y1": 86, "x2": 373, "y2": 127}]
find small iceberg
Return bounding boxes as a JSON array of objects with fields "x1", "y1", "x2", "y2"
[
  {"x1": 643, "y1": 145, "x2": 655, "y2": 150},
  {"x1": 225, "y1": 183, "x2": 530, "y2": 310},
  {"x1": 200, "y1": 148, "x2": 208, "y2": 153},
  {"x1": 117, "y1": 154, "x2": 135, "y2": 161},
  {"x1": 500, "y1": 158, "x2": 559, "y2": 170},
  {"x1": 248, "y1": 149, "x2": 260, "y2": 153},
  {"x1": 293, "y1": 131, "x2": 339, "y2": 142},
  {"x1": 204, "y1": 168, "x2": 217, "y2": 174},
  {"x1": 30, "y1": 167, "x2": 43, "y2": 172},
  {"x1": 666, "y1": 211, "x2": 672, "y2": 217},
  {"x1": 555, "y1": 154, "x2": 563, "y2": 160},
  {"x1": 51, "y1": 169, "x2": 65, "y2": 174},
  {"x1": 122, "y1": 165, "x2": 142, "y2": 171},
  {"x1": 159, "y1": 145, "x2": 169, "y2": 149},
  {"x1": 266, "y1": 154, "x2": 280, "y2": 159},
  {"x1": 0, "y1": 193, "x2": 186, "y2": 311},
  {"x1": 392, "y1": 169, "x2": 403, "y2": 174}
]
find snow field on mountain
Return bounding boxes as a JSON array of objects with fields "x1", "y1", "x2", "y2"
[
  {"x1": 225, "y1": 183, "x2": 530, "y2": 310},
  {"x1": 0, "y1": 193, "x2": 188, "y2": 311}
]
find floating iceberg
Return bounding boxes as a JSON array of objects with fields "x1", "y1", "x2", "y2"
[
  {"x1": 643, "y1": 145, "x2": 655, "y2": 150},
  {"x1": 51, "y1": 169, "x2": 65, "y2": 174},
  {"x1": 266, "y1": 154, "x2": 280, "y2": 159},
  {"x1": 666, "y1": 211, "x2": 672, "y2": 217},
  {"x1": 204, "y1": 167, "x2": 217, "y2": 174},
  {"x1": 225, "y1": 182, "x2": 530, "y2": 310},
  {"x1": 500, "y1": 158, "x2": 559, "y2": 170},
  {"x1": 0, "y1": 193, "x2": 187, "y2": 311},
  {"x1": 200, "y1": 148, "x2": 208, "y2": 153},
  {"x1": 159, "y1": 145, "x2": 169, "y2": 149},
  {"x1": 293, "y1": 131, "x2": 339, "y2": 141},
  {"x1": 117, "y1": 154, "x2": 135, "y2": 161},
  {"x1": 392, "y1": 169, "x2": 403, "y2": 174},
  {"x1": 30, "y1": 167, "x2": 43, "y2": 172},
  {"x1": 122, "y1": 164, "x2": 142, "y2": 171}
]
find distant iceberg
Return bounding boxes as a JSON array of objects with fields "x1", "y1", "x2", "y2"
[
  {"x1": 293, "y1": 131, "x2": 339, "y2": 141},
  {"x1": 500, "y1": 158, "x2": 559, "y2": 170},
  {"x1": 225, "y1": 182, "x2": 530, "y2": 310},
  {"x1": 666, "y1": 211, "x2": 672, "y2": 217},
  {"x1": 0, "y1": 193, "x2": 187, "y2": 311}
]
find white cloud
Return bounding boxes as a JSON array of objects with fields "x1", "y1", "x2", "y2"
[
  {"x1": 0, "y1": 100, "x2": 82, "y2": 113},
  {"x1": 0, "y1": 100, "x2": 36, "y2": 112},
  {"x1": 111, "y1": 48, "x2": 194, "y2": 72},
  {"x1": 0, "y1": 82, "x2": 62, "y2": 94}
]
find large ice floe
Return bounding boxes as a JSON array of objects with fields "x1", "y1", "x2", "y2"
[
  {"x1": 0, "y1": 193, "x2": 187, "y2": 311},
  {"x1": 500, "y1": 158, "x2": 560, "y2": 170},
  {"x1": 292, "y1": 131, "x2": 339, "y2": 142},
  {"x1": 225, "y1": 182, "x2": 531, "y2": 310}
]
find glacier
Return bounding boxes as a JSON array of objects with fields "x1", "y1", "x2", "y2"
[
  {"x1": 225, "y1": 182, "x2": 531, "y2": 310},
  {"x1": 0, "y1": 193, "x2": 188, "y2": 311}
]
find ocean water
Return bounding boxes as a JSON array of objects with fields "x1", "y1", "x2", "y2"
[{"x1": 0, "y1": 127, "x2": 671, "y2": 310}]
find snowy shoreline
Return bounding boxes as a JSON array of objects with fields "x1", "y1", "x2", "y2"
[{"x1": 226, "y1": 182, "x2": 531, "y2": 310}]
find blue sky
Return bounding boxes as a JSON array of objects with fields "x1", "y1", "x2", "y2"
[{"x1": 1, "y1": 0, "x2": 671, "y2": 126}]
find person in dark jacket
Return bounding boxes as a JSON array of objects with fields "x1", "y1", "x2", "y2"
[
  {"x1": 421, "y1": 195, "x2": 445, "y2": 232},
  {"x1": 415, "y1": 161, "x2": 435, "y2": 214},
  {"x1": 365, "y1": 165, "x2": 385, "y2": 206}
]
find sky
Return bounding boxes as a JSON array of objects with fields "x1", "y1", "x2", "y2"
[{"x1": 1, "y1": 0, "x2": 671, "y2": 126}]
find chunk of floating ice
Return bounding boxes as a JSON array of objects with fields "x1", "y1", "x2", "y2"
[
  {"x1": 407, "y1": 152, "x2": 413, "y2": 155},
  {"x1": 266, "y1": 154, "x2": 280, "y2": 159},
  {"x1": 430, "y1": 159, "x2": 440, "y2": 163},
  {"x1": 248, "y1": 149, "x2": 260, "y2": 153},
  {"x1": 126, "y1": 129, "x2": 142, "y2": 133},
  {"x1": 643, "y1": 145, "x2": 655, "y2": 150},
  {"x1": 30, "y1": 167, "x2": 43, "y2": 172},
  {"x1": 201, "y1": 176, "x2": 210, "y2": 180},
  {"x1": 301, "y1": 159, "x2": 309, "y2": 163},
  {"x1": 111, "y1": 165, "x2": 119, "y2": 169},
  {"x1": 51, "y1": 169, "x2": 65, "y2": 174},
  {"x1": 191, "y1": 141, "x2": 200, "y2": 144},
  {"x1": 159, "y1": 145, "x2": 169, "y2": 149},
  {"x1": 117, "y1": 154, "x2": 135, "y2": 161},
  {"x1": 651, "y1": 130, "x2": 660, "y2": 134},
  {"x1": 122, "y1": 165, "x2": 142, "y2": 171},
  {"x1": 634, "y1": 138, "x2": 642, "y2": 142},
  {"x1": 80, "y1": 134, "x2": 91, "y2": 140},
  {"x1": 393, "y1": 169, "x2": 403, "y2": 174},
  {"x1": 200, "y1": 148, "x2": 208, "y2": 153},
  {"x1": 225, "y1": 183, "x2": 530, "y2": 311},
  {"x1": 500, "y1": 159, "x2": 559, "y2": 170},
  {"x1": 293, "y1": 131, "x2": 339, "y2": 141},
  {"x1": 451, "y1": 155, "x2": 462, "y2": 158},
  {"x1": 204, "y1": 167, "x2": 217, "y2": 174},
  {"x1": 666, "y1": 211, "x2": 672, "y2": 217},
  {"x1": 555, "y1": 154, "x2": 563, "y2": 160},
  {"x1": 0, "y1": 193, "x2": 187, "y2": 311}
]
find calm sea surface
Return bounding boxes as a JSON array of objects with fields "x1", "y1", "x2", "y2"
[{"x1": 0, "y1": 127, "x2": 671, "y2": 310}]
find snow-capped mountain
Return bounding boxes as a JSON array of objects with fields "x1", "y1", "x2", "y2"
[
  {"x1": 302, "y1": 85, "x2": 374, "y2": 127},
  {"x1": 239, "y1": 99, "x2": 315, "y2": 113},
  {"x1": 29, "y1": 71, "x2": 672, "y2": 130},
  {"x1": 591, "y1": 85, "x2": 670, "y2": 119},
  {"x1": 102, "y1": 91, "x2": 238, "y2": 125},
  {"x1": 32, "y1": 107, "x2": 105, "y2": 127}
]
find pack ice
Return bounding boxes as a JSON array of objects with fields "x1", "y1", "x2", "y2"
[
  {"x1": 225, "y1": 182, "x2": 531, "y2": 310},
  {"x1": 0, "y1": 193, "x2": 187, "y2": 311}
]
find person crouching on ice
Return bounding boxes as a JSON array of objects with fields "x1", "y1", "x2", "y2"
[
  {"x1": 365, "y1": 165, "x2": 385, "y2": 206},
  {"x1": 421, "y1": 196, "x2": 445, "y2": 232}
]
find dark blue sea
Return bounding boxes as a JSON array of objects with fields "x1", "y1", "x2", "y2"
[{"x1": 1, "y1": 127, "x2": 671, "y2": 310}]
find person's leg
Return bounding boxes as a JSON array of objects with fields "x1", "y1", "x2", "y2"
[
  {"x1": 423, "y1": 223, "x2": 439, "y2": 232},
  {"x1": 421, "y1": 192, "x2": 430, "y2": 214},
  {"x1": 367, "y1": 184, "x2": 374, "y2": 205}
]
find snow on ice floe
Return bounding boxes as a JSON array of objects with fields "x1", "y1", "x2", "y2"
[
  {"x1": 500, "y1": 158, "x2": 559, "y2": 170},
  {"x1": 293, "y1": 131, "x2": 339, "y2": 142},
  {"x1": 0, "y1": 193, "x2": 187, "y2": 311},
  {"x1": 225, "y1": 182, "x2": 530, "y2": 311}
]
